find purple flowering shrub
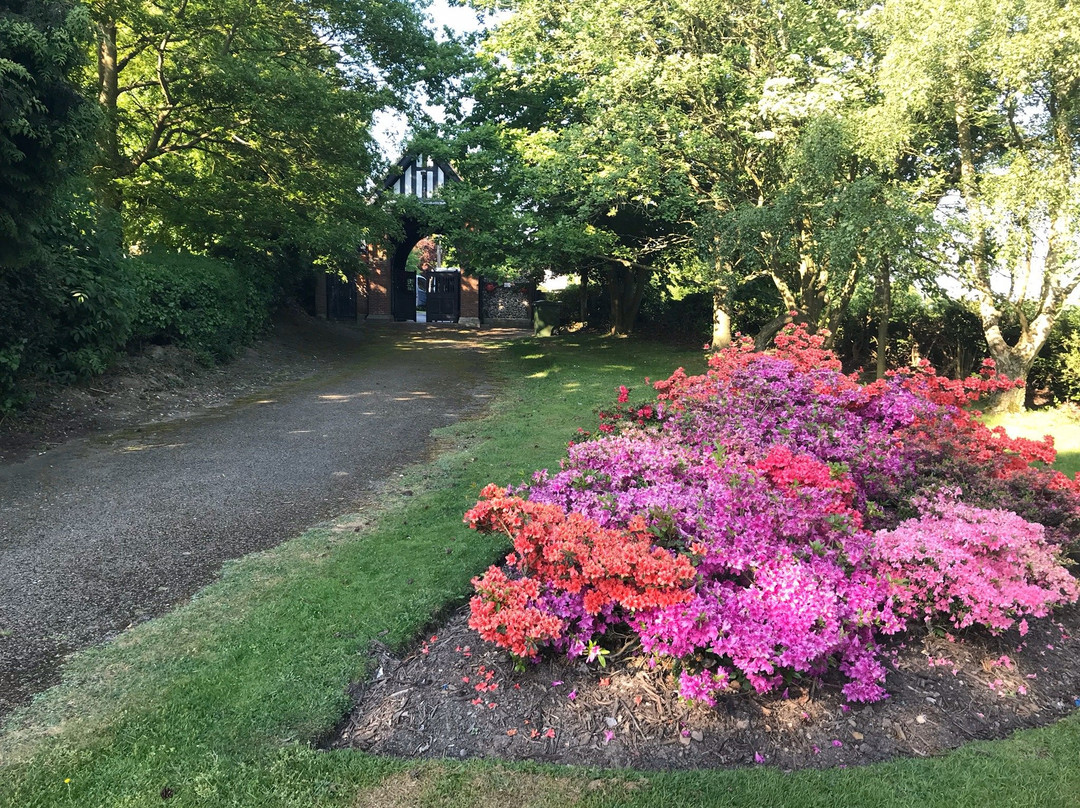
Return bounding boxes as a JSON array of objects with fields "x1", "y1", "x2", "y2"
[{"x1": 468, "y1": 325, "x2": 1080, "y2": 704}]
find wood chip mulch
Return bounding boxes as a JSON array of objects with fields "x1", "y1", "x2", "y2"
[{"x1": 333, "y1": 603, "x2": 1080, "y2": 771}]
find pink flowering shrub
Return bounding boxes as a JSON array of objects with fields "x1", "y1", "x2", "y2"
[
  {"x1": 466, "y1": 323, "x2": 1080, "y2": 705},
  {"x1": 872, "y1": 490, "x2": 1079, "y2": 633}
]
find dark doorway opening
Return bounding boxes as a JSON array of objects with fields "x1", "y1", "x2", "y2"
[{"x1": 326, "y1": 274, "x2": 357, "y2": 320}]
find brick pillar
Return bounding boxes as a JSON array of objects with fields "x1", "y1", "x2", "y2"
[
  {"x1": 355, "y1": 274, "x2": 367, "y2": 319},
  {"x1": 460, "y1": 273, "x2": 480, "y2": 326},
  {"x1": 365, "y1": 249, "x2": 392, "y2": 320}
]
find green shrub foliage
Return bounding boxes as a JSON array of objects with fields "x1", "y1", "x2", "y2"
[
  {"x1": 0, "y1": 198, "x2": 132, "y2": 411},
  {"x1": 0, "y1": 1, "x2": 134, "y2": 411},
  {"x1": 1029, "y1": 307, "x2": 1080, "y2": 406},
  {"x1": 128, "y1": 251, "x2": 274, "y2": 363}
]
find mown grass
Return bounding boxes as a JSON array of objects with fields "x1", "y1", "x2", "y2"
[
  {"x1": 2, "y1": 336, "x2": 1079, "y2": 808},
  {"x1": 984, "y1": 407, "x2": 1080, "y2": 478}
]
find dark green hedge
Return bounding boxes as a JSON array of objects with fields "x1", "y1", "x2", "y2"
[{"x1": 128, "y1": 251, "x2": 274, "y2": 363}]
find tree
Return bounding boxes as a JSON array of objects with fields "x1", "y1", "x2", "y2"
[
  {"x1": 433, "y1": 114, "x2": 668, "y2": 334},
  {"x1": 446, "y1": 1, "x2": 715, "y2": 335},
  {"x1": 1, "y1": 0, "x2": 96, "y2": 264},
  {"x1": 1, "y1": 0, "x2": 131, "y2": 407},
  {"x1": 458, "y1": 0, "x2": 921, "y2": 343},
  {"x1": 873, "y1": 0, "x2": 1080, "y2": 410},
  {"x1": 89, "y1": 0, "x2": 453, "y2": 271}
]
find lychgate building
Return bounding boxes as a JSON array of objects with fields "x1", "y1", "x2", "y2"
[{"x1": 314, "y1": 152, "x2": 533, "y2": 327}]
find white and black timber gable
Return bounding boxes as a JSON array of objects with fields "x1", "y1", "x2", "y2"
[{"x1": 382, "y1": 153, "x2": 460, "y2": 203}]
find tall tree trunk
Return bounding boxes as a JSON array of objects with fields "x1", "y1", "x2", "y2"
[
  {"x1": 954, "y1": 76, "x2": 1033, "y2": 410},
  {"x1": 754, "y1": 311, "x2": 794, "y2": 351},
  {"x1": 579, "y1": 266, "x2": 588, "y2": 323},
  {"x1": 711, "y1": 273, "x2": 733, "y2": 348},
  {"x1": 96, "y1": 17, "x2": 123, "y2": 213},
  {"x1": 875, "y1": 253, "x2": 892, "y2": 380},
  {"x1": 607, "y1": 262, "x2": 649, "y2": 336},
  {"x1": 986, "y1": 353, "x2": 1030, "y2": 412},
  {"x1": 756, "y1": 272, "x2": 800, "y2": 350},
  {"x1": 769, "y1": 244, "x2": 861, "y2": 351},
  {"x1": 621, "y1": 267, "x2": 649, "y2": 335},
  {"x1": 822, "y1": 258, "x2": 861, "y2": 351}
]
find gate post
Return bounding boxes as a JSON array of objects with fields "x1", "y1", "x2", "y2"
[
  {"x1": 364, "y1": 249, "x2": 393, "y2": 320},
  {"x1": 460, "y1": 274, "x2": 480, "y2": 327}
]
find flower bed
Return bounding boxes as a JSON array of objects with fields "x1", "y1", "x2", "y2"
[{"x1": 466, "y1": 325, "x2": 1080, "y2": 704}]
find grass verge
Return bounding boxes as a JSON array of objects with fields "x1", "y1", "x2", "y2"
[
  {"x1": 984, "y1": 407, "x2": 1080, "y2": 478},
  {"x1": 1, "y1": 336, "x2": 1078, "y2": 808}
]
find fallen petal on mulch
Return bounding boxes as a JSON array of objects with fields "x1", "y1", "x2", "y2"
[{"x1": 333, "y1": 604, "x2": 1080, "y2": 770}]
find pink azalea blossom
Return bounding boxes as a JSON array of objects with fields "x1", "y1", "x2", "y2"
[{"x1": 463, "y1": 322, "x2": 1080, "y2": 707}]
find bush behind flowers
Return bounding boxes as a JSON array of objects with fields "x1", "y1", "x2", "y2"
[{"x1": 466, "y1": 325, "x2": 1080, "y2": 704}]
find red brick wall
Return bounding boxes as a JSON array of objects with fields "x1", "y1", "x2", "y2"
[
  {"x1": 461, "y1": 274, "x2": 479, "y2": 321},
  {"x1": 364, "y1": 249, "x2": 392, "y2": 318}
]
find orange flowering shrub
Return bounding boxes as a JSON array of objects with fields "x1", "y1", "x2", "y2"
[
  {"x1": 466, "y1": 485, "x2": 696, "y2": 659},
  {"x1": 469, "y1": 567, "x2": 564, "y2": 659}
]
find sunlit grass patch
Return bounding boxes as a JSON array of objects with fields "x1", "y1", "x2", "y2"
[{"x1": 983, "y1": 406, "x2": 1080, "y2": 475}]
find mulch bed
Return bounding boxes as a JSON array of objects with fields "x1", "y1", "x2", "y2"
[{"x1": 332, "y1": 603, "x2": 1080, "y2": 771}]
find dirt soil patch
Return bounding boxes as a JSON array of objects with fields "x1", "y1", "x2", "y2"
[
  {"x1": 334, "y1": 603, "x2": 1080, "y2": 771},
  {"x1": 0, "y1": 307, "x2": 337, "y2": 464}
]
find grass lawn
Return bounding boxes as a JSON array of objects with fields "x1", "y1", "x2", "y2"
[
  {"x1": 983, "y1": 407, "x2": 1080, "y2": 478},
  {"x1": 2, "y1": 336, "x2": 1079, "y2": 808}
]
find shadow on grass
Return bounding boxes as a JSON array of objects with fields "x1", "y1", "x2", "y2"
[{"x1": 1055, "y1": 450, "x2": 1080, "y2": 477}]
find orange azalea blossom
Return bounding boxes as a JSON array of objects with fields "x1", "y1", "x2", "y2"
[{"x1": 465, "y1": 491, "x2": 696, "y2": 658}]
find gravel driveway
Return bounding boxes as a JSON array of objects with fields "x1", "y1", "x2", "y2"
[{"x1": 0, "y1": 321, "x2": 512, "y2": 720}]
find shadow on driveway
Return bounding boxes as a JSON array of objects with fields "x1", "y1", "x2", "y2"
[{"x1": 0, "y1": 321, "x2": 523, "y2": 720}]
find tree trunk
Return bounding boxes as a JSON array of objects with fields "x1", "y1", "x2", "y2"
[
  {"x1": 711, "y1": 283, "x2": 732, "y2": 349},
  {"x1": 756, "y1": 272, "x2": 800, "y2": 350},
  {"x1": 754, "y1": 312, "x2": 795, "y2": 351},
  {"x1": 769, "y1": 243, "x2": 861, "y2": 351},
  {"x1": 606, "y1": 262, "x2": 649, "y2": 336},
  {"x1": 954, "y1": 76, "x2": 1032, "y2": 410},
  {"x1": 976, "y1": 73, "x2": 1078, "y2": 411},
  {"x1": 985, "y1": 350, "x2": 1031, "y2": 413},
  {"x1": 96, "y1": 17, "x2": 123, "y2": 213},
  {"x1": 875, "y1": 254, "x2": 892, "y2": 380}
]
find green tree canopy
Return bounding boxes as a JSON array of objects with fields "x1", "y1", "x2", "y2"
[
  {"x1": 872, "y1": 0, "x2": 1080, "y2": 410},
  {"x1": 449, "y1": 0, "x2": 927, "y2": 341},
  {"x1": 1, "y1": 0, "x2": 131, "y2": 408},
  {"x1": 1, "y1": 0, "x2": 97, "y2": 264},
  {"x1": 91, "y1": 0, "x2": 460, "y2": 272}
]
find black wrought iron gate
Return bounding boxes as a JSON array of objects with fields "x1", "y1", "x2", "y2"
[
  {"x1": 391, "y1": 270, "x2": 417, "y2": 321},
  {"x1": 426, "y1": 270, "x2": 460, "y2": 322}
]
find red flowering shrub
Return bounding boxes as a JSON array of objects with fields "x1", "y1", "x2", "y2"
[
  {"x1": 464, "y1": 323, "x2": 1080, "y2": 704},
  {"x1": 753, "y1": 445, "x2": 856, "y2": 513},
  {"x1": 466, "y1": 485, "x2": 696, "y2": 660}
]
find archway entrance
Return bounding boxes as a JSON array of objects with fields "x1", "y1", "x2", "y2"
[
  {"x1": 313, "y1": 152, "x2": 487, "y2": 325},
  {"x1": 388, "y1": 215, "x2": 423, "y2": 322},
  {"x1": 382, "y1": 153, "x2": 466, "y2": 323}
]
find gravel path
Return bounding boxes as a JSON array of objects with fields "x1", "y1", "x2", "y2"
[{"x1": 0, "y1": 321, "x2": 516, "y2": 720}]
